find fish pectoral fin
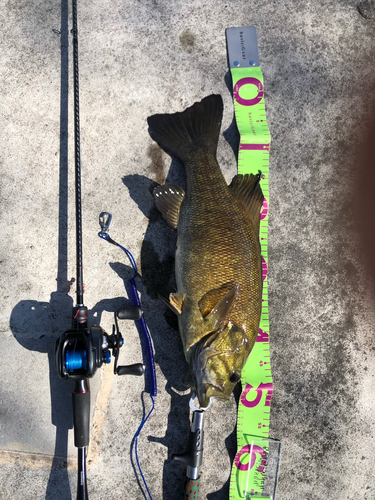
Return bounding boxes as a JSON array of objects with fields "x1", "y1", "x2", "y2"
[
  {"x1": 200, "y1": 283, "x2": 240, "y2": 328},
  {"x1": 199, "y1": 282, "x2": 236, "y2": 318},
  {"x1": 158, "y1": 292, "x2": 185, "y2": 315},
  {"x1": 153, "y1": 184, "x2": 185, "y2": 229},
  {"x1": 229, "y1": 173, "x2": 264, "y2": 233}
]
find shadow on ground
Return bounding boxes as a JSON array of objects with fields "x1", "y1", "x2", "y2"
[
  {"x1": 8, "y1": 2, "x2": 143, "y2": 496},
  {"x1": 121, "y1": 75, "x2": 241, "y2": 498},
  {"x1": 9, "y1": 2, "x2": 73, "y2": 498}
]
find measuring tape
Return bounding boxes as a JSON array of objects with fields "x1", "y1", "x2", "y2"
[{"x1": 226, "y1": 27, "x2": 280, "y2": 500}]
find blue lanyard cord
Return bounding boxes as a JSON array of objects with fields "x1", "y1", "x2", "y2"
[
  {"x1": 131, "y1": 393, "x2": 155, "y2": 500},
  {"x1": 128, "y1": 276, "x2": 158, "y2": 397},
  {"x1": 99, "y1": 230, "x2": 156, "y2": 500},
  {"x1": 98, "y1": 231, "x2": 157, "y2": 397}
]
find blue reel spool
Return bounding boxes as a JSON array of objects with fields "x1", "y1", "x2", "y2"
[{"x1": 66, "y1": 348, "x2": 87, "y2": 372}]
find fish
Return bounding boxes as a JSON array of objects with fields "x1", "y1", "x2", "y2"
[{"x1": 147, "y1": 94, "x2": 264, "y2": 407}]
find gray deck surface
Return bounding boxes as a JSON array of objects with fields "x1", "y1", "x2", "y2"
[{"x1": 1, "y1": 0, "x2": 375, "y2": 499}]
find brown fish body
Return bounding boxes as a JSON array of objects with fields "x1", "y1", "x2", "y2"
[
  {"x1": 148, "y1": 95, "x2": 263, "y2": 406},
  {"x1": 176, "y1": 149, "x2": 262, "y2": 355}
]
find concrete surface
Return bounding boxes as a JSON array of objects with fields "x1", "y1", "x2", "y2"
[{"x1": 1, "y1": 0, "x2": 375, "y2": 499}]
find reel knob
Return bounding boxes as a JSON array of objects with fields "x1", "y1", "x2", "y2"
[
  {"x1": 116, "y1": 363, "x2": 145, "y2": 376},
  {"x1": 117, "y1": 306, "x2": 143, "y2": 321},
  {"x1": 104, "y1": 350, "x2": 111, "y2": 364}
]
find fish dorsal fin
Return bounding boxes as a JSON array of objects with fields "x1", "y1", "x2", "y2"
[
  {"x1": 199, "y1": 283, "x2": 239, "y2": 328},
  {"x1": 158, "y1": 292, "x2": 185, "y2": 315},
  {"x1": 229, "y1": 173, "x2": 264, "y2": 233},
  {"x1": 153, "y1": 184, "x2": 185, "y2": 229}
]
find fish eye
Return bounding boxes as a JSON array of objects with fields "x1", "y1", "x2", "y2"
[{"x1": 230, "y1": 371, "x2": 241, "y2": 383}]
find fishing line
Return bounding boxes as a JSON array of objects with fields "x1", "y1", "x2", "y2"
[{"x1": 99, "y1": 220, "x2": 157, "y2": 500}]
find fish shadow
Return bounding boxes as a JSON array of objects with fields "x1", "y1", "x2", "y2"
[
  {"x1": 223, "y1": 70, "x2": 240, "y2": 163},
  {"x1": 122, "y1": 108, "x2": 241, "y2": 497},
  {"x1": 123, "y1": 160, "x2": 194, "y2": 499}
]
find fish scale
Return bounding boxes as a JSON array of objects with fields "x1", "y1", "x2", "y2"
[{"x1": 178, "y1": 158, "x2": 262, "y2": 345}]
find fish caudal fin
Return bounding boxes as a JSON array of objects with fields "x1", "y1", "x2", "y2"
[
  {"x1": 147, "y1": 94, "x2": 223, "y2": 162},
  {"x1": 229, "y1": 173, "x2": 264, "y2": 234}
]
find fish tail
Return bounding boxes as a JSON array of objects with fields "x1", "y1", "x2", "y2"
[{"x1": 147, "y1": 94, "x2": 223, "y2": 162}]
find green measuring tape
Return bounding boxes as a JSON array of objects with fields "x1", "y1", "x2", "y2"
[{"x1": 226, "y1": 27, "x2": 280, "y2": 500}]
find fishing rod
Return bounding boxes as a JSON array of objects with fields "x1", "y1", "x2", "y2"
[{"x1": 54, "y1": 2, "x2": 145, "y2": 499}]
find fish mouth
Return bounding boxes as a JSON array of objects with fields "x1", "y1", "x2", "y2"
[
  {"x1": 197, "y1": 382, "x2": 230, "y2": 408},
  {"x1": 191, "y1": 330, "x2": 231, "y2": 407}
]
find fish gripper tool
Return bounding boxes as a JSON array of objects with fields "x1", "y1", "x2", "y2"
[{"x1": 172, "y1": 392, "x2": 211, "y2": 484}]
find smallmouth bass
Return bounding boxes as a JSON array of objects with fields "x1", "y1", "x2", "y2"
[{"x1": 147, "y1": 94, "x2": 264, "y2": 407}]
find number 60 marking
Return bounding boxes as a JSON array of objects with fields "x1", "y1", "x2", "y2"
[{"x1": 234, "y1": 444, "x2": 266, "y2": 471}]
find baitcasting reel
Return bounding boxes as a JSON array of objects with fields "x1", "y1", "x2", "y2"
[
  {"x1": 55, "y1": 305, "x2": 145, "y2": 381},
  {"x1": 55, "y1": 305, "x2": 145, "y2": 500}
]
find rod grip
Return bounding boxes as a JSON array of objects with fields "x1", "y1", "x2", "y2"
[
  {"x1": 72, "y1": 390, "x2": 90, "y2": 448},
  {"x1": 181, "y1": 476, "x2": 200, "y2": 500}
]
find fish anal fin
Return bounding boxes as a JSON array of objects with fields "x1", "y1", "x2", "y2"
[
  {"x1": 229, "y1": 173, "x2": 264, "y2": 233},
  {"x1": 153, "y1": 184, "x2": 185, "y2": 229},
  {"x1": 158, "y1": 292, "x2": 185, "y2": 316},
  {"x1": 170, "y1": 292, "x2": 185, "y2": 315},
  {"x1": 199, "y1": 283, "x2": 240, "y2": 328}
]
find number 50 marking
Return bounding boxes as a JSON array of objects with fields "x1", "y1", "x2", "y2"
[{"x1": 240, "y1": 382, "x2": 273, "y2": 408}]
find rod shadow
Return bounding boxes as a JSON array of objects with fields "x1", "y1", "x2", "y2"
[
  {"x1": 8, "y1": 2, "x2": 138, "y2": 498},
  {"x1": 9, "y1": 2, "x2": 73, "y2": 498}
]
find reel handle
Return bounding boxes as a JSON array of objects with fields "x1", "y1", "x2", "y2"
[
  {"x1": 117, "y1": 306, "x2": 142, "y2": 321},
  {"x1": 116, "y1": 363, "x2": 145, "y2": 376}
]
